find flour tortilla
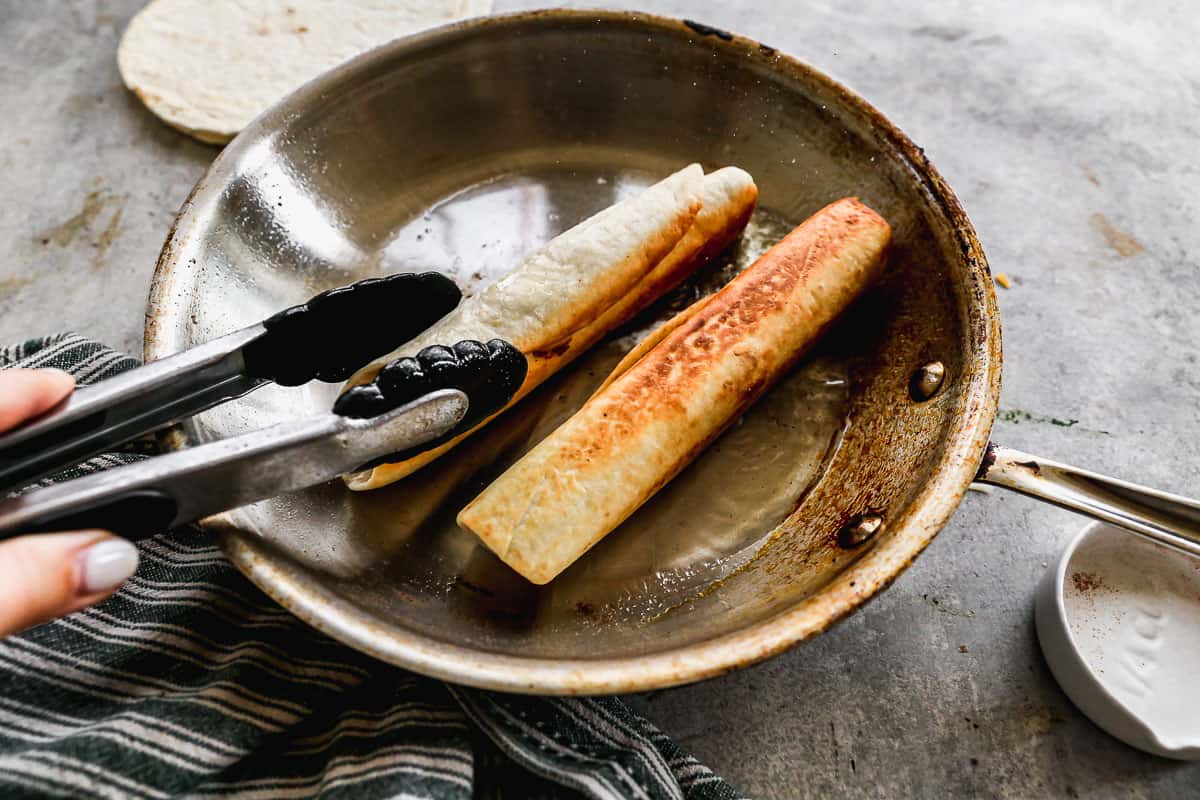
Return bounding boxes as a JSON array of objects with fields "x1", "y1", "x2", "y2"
[
  {"x1": 342, "y1": 164, "x2": 759, "y2": 490},
  {"x1": 118, "y1": 0, "x2": 492, "y2": 144},
  {"x1": 459, "y1": 198, "x2": 892, "y2": 584}
]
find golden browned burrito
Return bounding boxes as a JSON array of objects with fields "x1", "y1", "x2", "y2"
[
  {"x1": 341, "y1": 164, "x2": 759, "y2": 490},
  {"x1": 458, "y1": 197, "x2": 892, "y2": 584}
]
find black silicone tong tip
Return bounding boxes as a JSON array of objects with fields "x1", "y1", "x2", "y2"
[
  {"x1": 334, "y1": 339, "x2": 527, "y2": 466},
  {"x1": 242, "y1": 271, "x2": 462, "y2": 387}
]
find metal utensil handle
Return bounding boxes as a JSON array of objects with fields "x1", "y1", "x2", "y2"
[
  {"x1": 976, "y1": 443, "x2": 1200, "y2": 558},
  {"x1": 0, "y1": 324, "x2": 266, "y2": 494},
  {"x1": 0, "y1": 389, "x2": 468, "y2": 541}
]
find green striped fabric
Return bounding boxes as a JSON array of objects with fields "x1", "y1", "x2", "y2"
[{"x1": 0, "y1": 334, "x2": 743, "y2": 800}]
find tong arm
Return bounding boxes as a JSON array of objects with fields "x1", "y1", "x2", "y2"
[
  {"x1": 0, "y1": 389, "x2": 467, "y2": 541},
  {"x1": 0, "y1": 325, "x2": 267, "y2": 494}
]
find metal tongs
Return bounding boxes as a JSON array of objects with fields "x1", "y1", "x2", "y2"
[{"x1": 0, "y1": 273, "x2": 527, "y2": 540}]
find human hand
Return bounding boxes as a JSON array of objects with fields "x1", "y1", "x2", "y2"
[{"x1": 0, "y1": 369, "x2": 139, "y2": 636}]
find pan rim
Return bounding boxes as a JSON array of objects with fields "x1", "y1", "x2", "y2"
[{"x1": 144, "y1": 8, "x2": 1002, "y2": 694}]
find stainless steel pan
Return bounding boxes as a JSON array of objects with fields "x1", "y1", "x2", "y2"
[{"x1": 143, "y1": 10, "x2": 1199, "y2": 694}]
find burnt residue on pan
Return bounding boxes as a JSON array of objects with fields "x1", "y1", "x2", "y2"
[
  {"x1": 683, "y1": 19, "x2": 733, "y2": 40},
  {"x1": 975, "y1": 441, "x2": 998, "y2": 481}
]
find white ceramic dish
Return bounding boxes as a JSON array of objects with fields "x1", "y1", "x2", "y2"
[{"x1": 1036, "y1": 521, "x2": 1200, "y2": 759}]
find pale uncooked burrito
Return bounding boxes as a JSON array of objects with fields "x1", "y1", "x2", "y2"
[{"x1": 117, "y1": 0, "x2": 493, "y2": 144}]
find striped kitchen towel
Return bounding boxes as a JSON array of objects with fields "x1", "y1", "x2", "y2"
[{"x1": 0, "y1": 334, "x2": 742, "y2": 800}]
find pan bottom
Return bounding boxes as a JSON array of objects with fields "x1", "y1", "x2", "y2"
[{"x1": 218, "y1": 162, "x2": 852, "y2": 655}]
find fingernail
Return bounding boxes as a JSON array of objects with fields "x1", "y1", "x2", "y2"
[{"x1": 78, "y1": 539, "x2": 139, "y2": 595}]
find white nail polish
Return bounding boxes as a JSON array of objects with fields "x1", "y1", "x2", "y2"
[{"x1": 78, "y1": 539, "x2": 139, "y2": 595}]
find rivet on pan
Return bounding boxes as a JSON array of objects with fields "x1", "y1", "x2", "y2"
[
  {"x1": 910, "y1": 361, "x2": 946, "y2": 401},
  {"x1": 839, "y1": 514, "x2": 883, "y2": 549}
]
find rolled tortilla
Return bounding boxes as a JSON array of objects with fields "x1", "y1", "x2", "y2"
[
  {"x1": 342, "y1": 164, "x2": 758, "y2": 490},
  {"x1": 458, "y1": 197, "x2": 892, "y2": 584}
]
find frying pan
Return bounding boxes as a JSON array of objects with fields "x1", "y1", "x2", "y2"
[{"x1": 143, "y1": 10, "x2": 1200, "y2": 694}]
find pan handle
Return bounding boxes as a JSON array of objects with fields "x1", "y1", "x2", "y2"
[{"x1": 975, "y1": 443, "x2": 1200, "y2": 559}]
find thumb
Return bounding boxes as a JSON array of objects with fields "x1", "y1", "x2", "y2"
[{"x1": 0, "y1": 532, "x2": 139, "y2": 636}]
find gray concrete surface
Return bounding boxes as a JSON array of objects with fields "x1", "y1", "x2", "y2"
[{"x1": 2, "y1": 1, "x2": 1198, "y2": 797}]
